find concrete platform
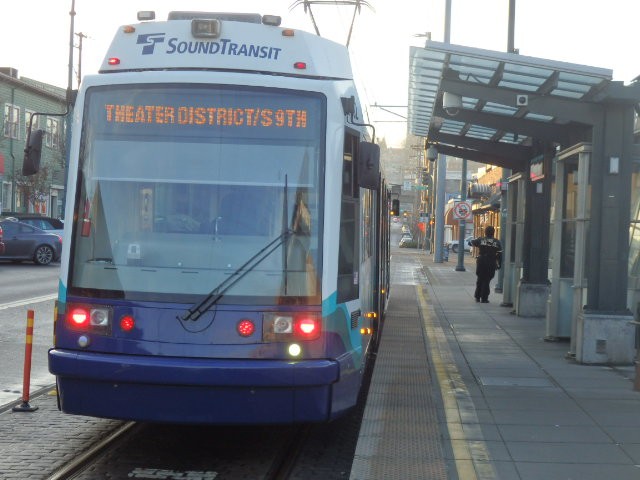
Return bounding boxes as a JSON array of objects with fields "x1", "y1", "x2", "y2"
[{"x1": 350, "y1": 249, "x2": 640, "y2": 480}]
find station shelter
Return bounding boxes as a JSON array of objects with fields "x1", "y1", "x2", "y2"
[{"x1": 408, "y1": 40, "x2": 640, "y2": 366}]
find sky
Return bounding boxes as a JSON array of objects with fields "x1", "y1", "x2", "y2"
[{"x1": 4, "y1": 0, "x2": 639, "y2": 147}]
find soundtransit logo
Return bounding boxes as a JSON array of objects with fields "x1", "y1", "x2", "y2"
[
  {"x1": 135, "y1": 33, "x2": 283, "y2": 60},
  {"x1": 137, "y1": 33, "x2": 166, "y2": 55}
]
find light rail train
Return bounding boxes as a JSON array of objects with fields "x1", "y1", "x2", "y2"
[{"x1": 41, "y1": 11, "x2": 390, "y2": 424}]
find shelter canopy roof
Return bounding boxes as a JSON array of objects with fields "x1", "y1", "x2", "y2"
[{"x1": 408, "y1": 40, "x2": 615, "y2": 170}]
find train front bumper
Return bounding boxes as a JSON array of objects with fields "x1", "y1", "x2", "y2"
[{"x1": 49, "y1": 349, "x2": 340, "y2": 424}]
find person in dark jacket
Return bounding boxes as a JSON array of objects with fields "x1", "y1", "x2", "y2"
[{"x1": 468, "y1": 225, "x2": 502, "y2": 303}]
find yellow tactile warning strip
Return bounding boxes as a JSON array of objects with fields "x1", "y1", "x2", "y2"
[
  {"x1": 349, "y1": 280, "x2": 448, "y2": 479},
  {"x1": 417, "y1": 283, "x2": 497, "y2": 480}
]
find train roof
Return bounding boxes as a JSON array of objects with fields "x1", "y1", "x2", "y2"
[{"x1": 99, "y1": 12, "x2": 353, "y2": 80}]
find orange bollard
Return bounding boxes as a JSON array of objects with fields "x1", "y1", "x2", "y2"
[{"x1": 12, "y1": 309, "x2": 38, "y2": 412}]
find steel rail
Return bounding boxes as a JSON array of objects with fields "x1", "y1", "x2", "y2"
[{"x1": 46, "y1": 421, "x2": 138, "y2": 480}]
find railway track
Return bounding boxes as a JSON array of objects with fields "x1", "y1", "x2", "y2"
[
  {"x1": 43, "y1": 421, "x2": 329, "y2": 479},
  {"x1": 46, "y1": 422, "x2": 138, "y2": 480}
]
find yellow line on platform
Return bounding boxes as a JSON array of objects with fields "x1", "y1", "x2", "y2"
[{"x1": 416, "y1": 285, "x2": 496, "y2": 480}]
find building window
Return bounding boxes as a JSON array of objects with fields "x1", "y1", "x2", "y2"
[
  {"x1": 45, "y1": 116, "x2": 61, "y2": 149},
  {"x1": 3, "y1": 104, "x2": 20, "y2": 139},
  {"x1": 1, "y1": 181, "x2": 11, "y2": 212}
]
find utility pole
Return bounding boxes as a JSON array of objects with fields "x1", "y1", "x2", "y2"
[
  {"x1": 75, "y1": 32, "x2": 87, "y2": 88},
  {"x1": 62, "y1": 0, "x2": 76, "y2": 219},
  {"x1": 434, "y1": 0, "x2": 452, "y2": 263}
]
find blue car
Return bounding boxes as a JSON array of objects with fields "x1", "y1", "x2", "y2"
[
  {"x1": 0, "y1": 220, "x2": 62, "y2": 265},
  {"x1": 4, "y1": 214, "x2": 64, "y2": 235}
]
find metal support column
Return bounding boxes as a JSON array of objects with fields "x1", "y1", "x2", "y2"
[
  {"x1": 455, "y1": 159, "x2": 467, "y2": 271},
  {"x1": 434, "y1": 153, "x2": 446, "y2": 263}
]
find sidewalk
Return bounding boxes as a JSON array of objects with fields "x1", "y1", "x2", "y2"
[{"x1": 418, "y1": 251, "x2": 640, "y2": 479}]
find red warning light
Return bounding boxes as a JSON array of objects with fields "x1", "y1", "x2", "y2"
[
  {"x1": 237, "y1": 319, "x2": 255, "y2": 337},
  {"x1": 120, "y1": 315, "x2": 135, "y2": 332}
]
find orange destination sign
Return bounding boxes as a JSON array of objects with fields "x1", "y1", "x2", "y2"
[{"x1": 104, "y1": 104, "x2": 308, "y2": 128}]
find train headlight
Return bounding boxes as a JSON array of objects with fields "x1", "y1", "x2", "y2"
[
  {"x1": 273, "y1": 316, "x2": 293, "y2": 334},
  {"x1": 66, "y1": 304, "x2": 112, "y2": 335},
  {"x1": 192, "y1": 19, "x2": 221, "y2": 38},
  {"x1": 263, "y1": 312, "x2": 321, "y2": 342},
  {"x1": 91, "y1": 309, "x2": 109, "y2": 327},
  {"x1": 288, "y1": 343, "x2": 302, "y2": 357}
]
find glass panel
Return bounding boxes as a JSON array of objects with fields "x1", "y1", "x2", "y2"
[
  {"x1": 508, "y1": 181, "x2": 518, "y2": 263},
  {"x1": 563, "y1": 162, "x2": 579, "y2": 220},
  {"x1": 70, "y1": 85, "x2": 324, "y2": 304},
  {"x1": 560, "y1": 221, "x2": 576, "y2": 278},
  {"x1": 628, "y1": 164, "x2": 640, "y2": 275}
]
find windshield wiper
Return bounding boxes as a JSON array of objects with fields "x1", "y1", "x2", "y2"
[
  {"x1": 178, "y1": 229, "x2": 293, "y2": 322},
  {"x1": 180, "y1": 176, "x2": 292, "y2": 322}
]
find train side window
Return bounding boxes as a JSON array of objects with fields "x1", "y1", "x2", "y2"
[
  {"x1": 338, "y1": 131, "x2": 361, "y2": 303},
  {"x1": 338, "y1": 202, "x2": 359, "y2": 303},
  {"x1": 342, "y1": 131, "x2": 359, "y2": 199}
]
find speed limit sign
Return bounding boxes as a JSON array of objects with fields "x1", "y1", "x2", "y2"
[{"x1": 453, "y1": 201, "x2": 472, "y2": 220}]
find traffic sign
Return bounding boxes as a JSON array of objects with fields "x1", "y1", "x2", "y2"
[{"x1": 453, "y1": 201, "x2": 472, "y2": 220}]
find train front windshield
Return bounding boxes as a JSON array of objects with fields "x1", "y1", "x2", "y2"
[{"x1": 69, "y1": 85, "x2": 324, "y2": 304}]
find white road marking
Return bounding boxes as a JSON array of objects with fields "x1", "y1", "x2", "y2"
[{"x1": 0, "y1": 293, "x2": 57, "y2": 311}]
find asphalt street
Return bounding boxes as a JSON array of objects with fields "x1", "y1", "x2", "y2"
[{"x1": 0, "y1": 264, "x2": 58, "y2": 406}]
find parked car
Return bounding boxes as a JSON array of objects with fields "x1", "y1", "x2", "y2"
[
  {"x1": 447, "y1": 236, "x2": 474, "y2": 253},
  {"x1": 399, "y1": 236, "x2": 415, "y2": 248},
  {"x1": 400, "y1": 233, "x2": 414, "y2": 245},
  {"x1": 0, "y1": 220, "x2": 62, "y2": 265},
  {"x1": 0, "y1": 223, "x2": 4, "y2": 254},
  {"x1": 2, "y1": 215, "x2": 64, "y2": 235}
]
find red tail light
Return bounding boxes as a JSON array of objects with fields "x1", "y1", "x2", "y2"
[
  {"x1": 68, "y1": 307, "x2": 90, "y2": 328},
  {"x1": 237, "y1": 319, "x2": 255, "y2": 337},
  {"x1": 263, "y1": 312, "x2": 321, "y2": 341},
  {"x1": 294, "y1": 316, "x2": 320, "y2": 339},
  {"x1": 65, "y1": 304, "x2": 112, "y2": 334},
  {"x1": 120, "y1": 315, "x2": 135, "y2": 332}
]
